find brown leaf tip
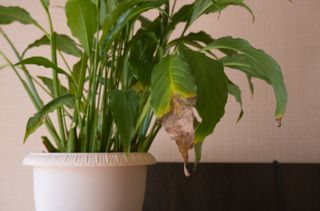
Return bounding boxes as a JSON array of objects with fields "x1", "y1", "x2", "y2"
[
  {"x1": 276, "y1": 116, "x2": 283, "y2": 127},
  {"x1": 184, "y1": 163, "x2": 191, "y2": 177}
]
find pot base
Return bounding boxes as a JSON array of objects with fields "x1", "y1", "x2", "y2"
[{"x1": 24, "y1": 153, "x2": 156, "y2": 211}]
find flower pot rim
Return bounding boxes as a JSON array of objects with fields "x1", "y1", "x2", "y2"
[{"x1": 23, "y1": 152, "x2": 156, "y2": 167}]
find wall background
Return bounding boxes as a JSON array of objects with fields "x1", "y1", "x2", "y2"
[{"x1": 0, "y1": 0, "x2": 319, "y2": 210}]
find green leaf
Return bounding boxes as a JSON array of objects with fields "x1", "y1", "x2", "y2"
[
  {"x1": 176, "y1": 31, "x2": 214, "y2": 45},
  {"x1": 24, "y1": 94, "x2": 75, "y2": 142},
  {"x1": 65, "y1": 0, "x2": 97, "y2": 55},
  {"x1": 168, "y1": 31, "x2": 216, "y2": 55},
  {"x1": 194, "y1": 142, "x2": 203, "y2": 170},
  {"x1": 40, "y1": 0, "x2": 50, "y2": 10},
  {"x1": 90, "y1": 0, "x2": 99, "y2": 6},
  {"x1": 55, "y1": 34, "x2": 82, "y2": 57},
  {"x1": 15, "y1": 56, "x2": 68, "y2": 75},
  {"x1": 22, "y1": 36, "x2": 49, "y2": 56},
  {"x1": 188, "y1": 0, "x2": 213, "y2": 27},
  {"x1": 170, "y1": 4, "x2": 193, "y2": 29},
  {"x1": 99, "y1": 0, "x2": 117, "y2": 26},
  {"x1": 108, "y1": 90, "x2": 140, "y2": 152},
  {"x1": 41, "y1": 136, "x2": 58, "y2": 152},
  {"x1": 206, "y1": 0, "x2": 255, "y2": 21},
  {"x1": 204, "y1": 36, "x2": 287, "y2": 123},
  {"x1": 38, "y1": 76, "x2": 69, "y2": 96},
  {"x1": 130, "y1": 31, "x2": 158, "y2": 86},
  {"x1": 66, "y1": 125, "x2": 77, "y2": 152},
  {"x1": 221, "y1": 54, "x2": 270, "y2": 82},
  {"x1": 227, "y1": 80, "x2": 244, "y2": 122},
  {"x1": 101, "y1": 0, "x2": 165, "y2": 53},
  {"x1": 69, "y1": 59, "x2": 82, "y2": 96},
  {"x1": 180, "y1": 46, "x2": 228, "y2": 143},
  {"x1": 0, "y1": 6, "x2": 38, "y2": 25},
  {"x1": 246, "y1": 74, "x2": 254, "y2": 95},
  {"x1": 23, "y1": 34, "x2": 82, "y2": 57},
  {"x1": 170, "y1": 0, "x2": 254, "y2": 31},
  {"x1": 137, "y1": 15, "x2": 152, "y2": 28},
  {"x1": 150, "y1": 54, "x2": 197, "y2": 118}
]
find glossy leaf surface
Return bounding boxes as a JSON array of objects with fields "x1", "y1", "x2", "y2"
[
  {"x1": 109, "y1": 90, "x2": 140, "y2": 152},
  {"x1": 101, "y1": 0, "x2": 165, "y2": 53},
  {"x1": 15, "y1": 57, "x2": 68, "y2": 75},
  {"x1": 65, "y1": 0, "x2": 97, "y2": 55},
  {"x1": 180, "y1": 46, "x2": 228, "y2": 143},
  {"x1": 150, "y1": 54, "x2": 197, "y2": 118},
  {"x1": 204, "y1": 36, "x2": 287, "y2": 122},
  {"x1": 24, "y1": 94, "x2": 75, "y2": 142},
  {"x1": 0, "y1": 6, "x2": 37, "y2": 25},
  {"x1": 23, "y1": 34, "x2": 82, "y2": 57}
]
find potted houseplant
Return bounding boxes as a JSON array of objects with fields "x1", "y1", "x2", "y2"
[{"x1": 0, "y1": 0, "x2": 288, "y2": 211}]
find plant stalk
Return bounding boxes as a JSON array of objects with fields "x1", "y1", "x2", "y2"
[
  {"x1": 44, "y1": 6, "x2": 67, "y2": 147},
  {"x1": 0, "y1": 51, "x2": 62, "y2": 149}
]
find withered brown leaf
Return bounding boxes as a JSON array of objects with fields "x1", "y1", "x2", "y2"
[{"x1": 161, "y1": 96, "x2": 196, "y2": 177}]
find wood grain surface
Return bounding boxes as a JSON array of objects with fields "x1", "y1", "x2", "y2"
[{"x1": 143, "y1": 163, "x2": 320, "y2": 211}]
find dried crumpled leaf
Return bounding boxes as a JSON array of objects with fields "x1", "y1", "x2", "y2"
[{"x1": 161, "y1": 96, "x2": 196, "y2": 177}]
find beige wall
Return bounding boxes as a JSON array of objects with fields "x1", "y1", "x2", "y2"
[{"x1": 0, "y1": 0, "x2": 319, "y2": 210}]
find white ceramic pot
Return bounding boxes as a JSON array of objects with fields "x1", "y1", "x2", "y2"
[{"x1": 23, "y1": 153, "x2": 156, "y2": 211}]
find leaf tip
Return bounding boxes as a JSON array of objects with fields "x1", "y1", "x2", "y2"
[
  {"x1": 236, "y1": 110, "x2": 244, "y2": 123},
  {"x1": 23, "y1": 133, "x2": 29, "y2": 144},
  {"x1": 184, "y1": 163, "x2": 191, "y2": 177},
  {"x1": 276, "y1": 116, "x2": 283, "y2": 127}
]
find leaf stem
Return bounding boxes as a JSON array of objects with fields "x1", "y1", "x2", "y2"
[
  {"x1": 0, "y1": 50, "x2": 62, "y2": 149},
  {"x1": 170, "y1": 0, "x2": 177, "y2": 17},
  {"x1": 44, "y1": 6, "x2": 67, "y2": 147}
]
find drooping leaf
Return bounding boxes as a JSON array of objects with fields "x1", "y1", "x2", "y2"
[
  {"x1": 188, "y1": 0, "x2": 213, "y2": 27},
  {"x1": 108, "y1": 90, "x2": 140, "y2": 152},
  {"x1": 24, "y1": 94, "x2": 75, "y2": 142},
  {"x1": 221, "y1": 54, "x2": 269, "y2": 80},
  {"x1": 170, "y1": 0, "x2": 254, "y2": 31},
  {"x1": 172, "y1": 31, "x2": 214, "y2": 46},
  {"x1": 150, "y1": 54, "x2": 197, "y2": 169},
  {"x1": 23, "y1": 34, "x2": 82, "y2": 57},
  {"x1": 227, "y1": 80, "x2": 244, "y2": 122},
  {"x1": 206, "y1": 0, "x2": 255, "y2": 21},
  {"x1": 180, "y1": 46, "x2": 228, "y2": 143},
  {"x1": 204, "y1": 36, "x2": 287, "y2": 123},
  {"x1": 65, "y1": 0, "x2": 97, "y2": 55},
  {"x1": 247, "y1": 74, "x2": 254, "y2": 95},
  {"x1": 150, "y1": 54, "x2": 197, "y2": 118},
  {"x1": 168, "y1": 31, "x2": 217, "y2": 56},
  {"x1": 15, "y1": 56, "x2": 68, "y2": 75},
  {"x1": 100, "y1": 0, "x2": 165, "y2": 53},
  {"x1": 0, "y1": 6, "x2": 38, "y2": 25}
]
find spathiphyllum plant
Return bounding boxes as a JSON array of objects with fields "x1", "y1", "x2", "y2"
[{"x1": 0, "y1": 0, "x2": 287, "y2": 174}]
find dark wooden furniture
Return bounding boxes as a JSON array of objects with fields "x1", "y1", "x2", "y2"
[{"x1": 143, "y1": 162, "x2": 320, "y2": 211}]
